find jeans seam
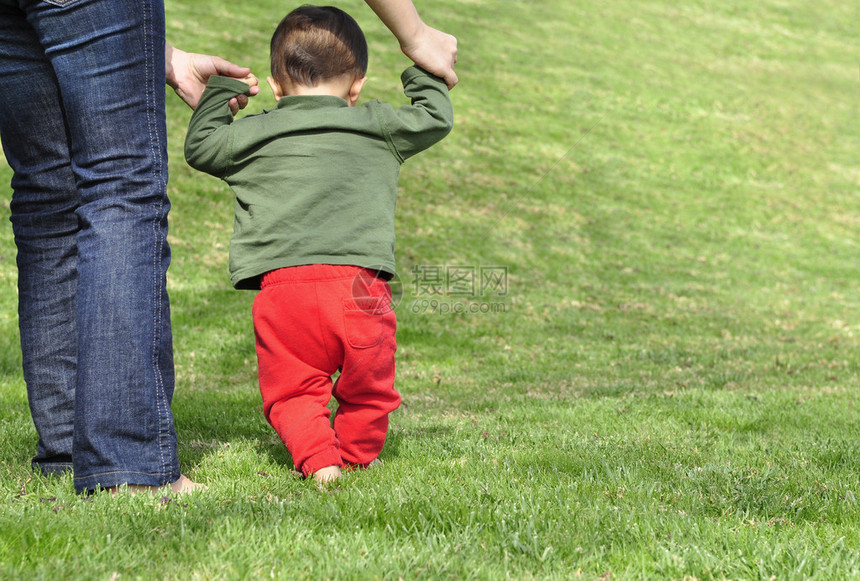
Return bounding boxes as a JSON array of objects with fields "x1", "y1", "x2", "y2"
[{"x1": 142, "y1": 0, "x2": 170, "y2": 476}]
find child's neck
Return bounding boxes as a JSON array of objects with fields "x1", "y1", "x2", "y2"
[
  {"x1": 286, "y1": 81, "x2": 349, "y2": 100},
  {"x1": 269, "y1": 73, "x2": 366, "y2": 107}
]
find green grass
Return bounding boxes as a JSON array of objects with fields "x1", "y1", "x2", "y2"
[{"x1": 1, "y1": 0, "x2": 859, "y2": 578}]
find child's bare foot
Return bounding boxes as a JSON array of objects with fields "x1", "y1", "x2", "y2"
[{"x1": 312, "y1": 465, "x2": 342, "y2": 485}]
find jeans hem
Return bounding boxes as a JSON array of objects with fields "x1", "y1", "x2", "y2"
[
  {"x1": 74, "y1": 469, "x2": 181, "y2": 494},
  {"x1": 33, "y1": 460, "x2": 74, "y2": 477}
]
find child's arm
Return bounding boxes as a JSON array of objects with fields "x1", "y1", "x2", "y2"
[
  {"x1": 184, "y1": 76, "x2": 253, "y2": 177},
  {"x1": 381, "y1": 66, "x2": 454, "y2": 162}
]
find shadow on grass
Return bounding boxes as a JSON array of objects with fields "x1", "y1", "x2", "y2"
[
  {"x1": 0, "y1": 381, "x2": 37, "y2": 470},
  {"x1": 172, "y1": 372, "x2": 420, "y2": 473}
]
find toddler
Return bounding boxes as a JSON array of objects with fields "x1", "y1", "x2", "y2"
[{"x1": 184, "y1": 4, "x2": 453, "y2": 483}]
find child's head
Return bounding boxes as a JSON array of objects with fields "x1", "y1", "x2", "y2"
[{"x1": 269, "y1": 5, "x2": 368, "y2": 104}]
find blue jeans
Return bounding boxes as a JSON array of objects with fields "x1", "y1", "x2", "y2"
[{"x1": 0, "y1": 0, "x2": 180, "y2": 492}]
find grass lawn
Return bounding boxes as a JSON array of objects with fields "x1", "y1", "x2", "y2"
[{"x1": 1, "y1": 0, "x2": 858, "y2": 578}]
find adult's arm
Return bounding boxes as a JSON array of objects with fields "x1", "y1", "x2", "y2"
[
  {"x1": 363, "y1": 0, "x2": 458, "y2": 88},
  {"x1": 166, "y1": 43, "x2": 260, "y2": 113}
]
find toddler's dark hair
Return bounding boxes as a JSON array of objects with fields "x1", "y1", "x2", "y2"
[{"x1": 270, "y1": 5, "x2": 368, "y2": 88}]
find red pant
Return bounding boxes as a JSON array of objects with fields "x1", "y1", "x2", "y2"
[{"x1": 253, "y1": 265, "x2": 400, "y2": 476}]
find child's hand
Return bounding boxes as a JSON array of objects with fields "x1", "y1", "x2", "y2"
[
  {"x1": 239, "y1": 73, "x2": 258, "y2": 86},
  {"x1": 228, "y1": 73, "x2": 260, "y2": 114}
]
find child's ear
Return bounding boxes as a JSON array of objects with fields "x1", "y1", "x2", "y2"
[
  {"x1": 267, "y1": 76, "x2": 284, "y2": 101},
  {"x1": 346, "y1": 76, "x2": 368, "y2": 107}
]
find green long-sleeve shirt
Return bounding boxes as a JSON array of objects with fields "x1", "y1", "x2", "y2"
[{"x1": 184, "y1": 66, "x2": 453, "y2": 289}]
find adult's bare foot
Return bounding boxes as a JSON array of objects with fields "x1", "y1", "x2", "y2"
[
  {"x1": 106, "y1": 474, "x2": 206, "y2": 496},
  {"x1": 168, "y1": 474, "x2": 207, "y2": 494}
]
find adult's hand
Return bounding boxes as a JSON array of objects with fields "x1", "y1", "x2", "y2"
[
  {"x1": 166, "y1": 44, "x2": 260, "y2": 113},
  {"x1": 400, "y1": 23, "x2": 458, "y2": 89},
  {"x1": 363, "y1": 0, "x2": 458, "y2": 89}
]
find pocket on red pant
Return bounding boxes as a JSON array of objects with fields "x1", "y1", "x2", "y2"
[{"x1": 342, "y1": 298, "x2": 394, "y2": 349}]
